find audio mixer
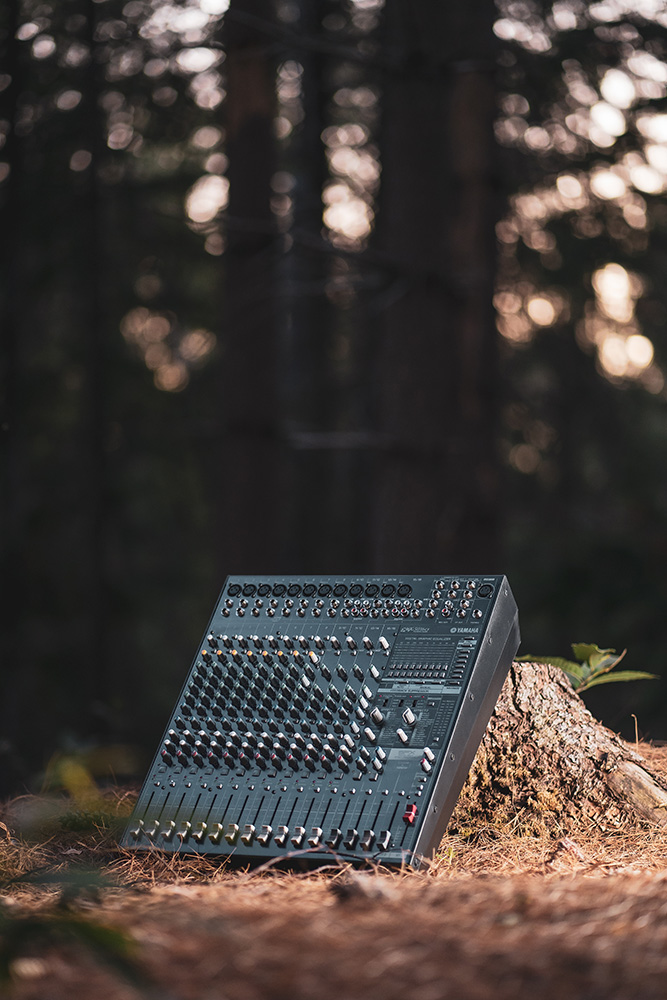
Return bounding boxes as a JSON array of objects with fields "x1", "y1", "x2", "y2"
[{"x1": 122, "y1": 575, "x2": 520, "y2": 868}]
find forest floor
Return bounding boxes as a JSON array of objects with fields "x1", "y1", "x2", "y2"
[{"x1": 3, "y1": 744, "x2": 667, "y2": 1000}]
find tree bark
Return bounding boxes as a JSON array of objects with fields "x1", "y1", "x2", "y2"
[{"x1": 451, "y1": 661, "x2": 667, "y2": 834}]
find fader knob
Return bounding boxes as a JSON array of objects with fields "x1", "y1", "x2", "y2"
[
  {"x1": 326, "y1": 828, "x2": 342, "y2": 849},
  {"x1": 240, "y1": 824, "x2": 256, "y2": 846},
  {"x1": 343, "y1": 828, "x2": 358, "y2": 849},
  {"x1": 209, "y1": 823, "x2": 224, "y2": 844},
  {"x1": 291, "y1": 826, "x2": 306, "y2": 847},
  {"x1": 224, "y1": 823, "x2": 240, "y2": 844},
  {"x1": 274, "y1": 825, "x2": 289, "y2": 847},
  {"x1": 377, "y1": 831, "x2": 391, "y2": 851},
  {"x1": 192, "y1": 822, "x2": 208, "y2": 843}
]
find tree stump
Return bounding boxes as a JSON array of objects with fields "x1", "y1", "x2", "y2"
[{"x1": 450, "y1": 661, "x2": 667, "y2": 834}]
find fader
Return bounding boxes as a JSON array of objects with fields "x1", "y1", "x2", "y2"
[{"x1": 122, "y1": 575, "x2": 520, "y2": 867}]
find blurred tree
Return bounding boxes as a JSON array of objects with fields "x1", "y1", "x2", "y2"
[
  {"x1": 214, "y1": 0, "x2": 284, "y2": 573},
  {"x1": 5, "y1": 0, "x2": 667, "y2": 794},
  {"x1": 491, "y1": 0, "x2": 667, "y2": 733},
  {"x1": 369, "y1": 0, "x2": 500, "y2": 571}
]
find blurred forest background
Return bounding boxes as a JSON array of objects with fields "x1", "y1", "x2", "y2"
[{"x1": 3, "y1": 0, "x2": 667, "y2": 797}]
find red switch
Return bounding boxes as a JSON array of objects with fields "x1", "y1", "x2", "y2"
[{"x1": 403, "y1": 804, "x2": 418, "y2": 825}]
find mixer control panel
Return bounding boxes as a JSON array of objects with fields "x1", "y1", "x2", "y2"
[{"x1": 122, "y1": 575, "x2": 520, "y2": 867}]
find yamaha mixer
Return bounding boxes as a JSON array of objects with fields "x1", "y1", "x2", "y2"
[{"x1": 122, "y1": 575, "x2": 520, "y2": 868}]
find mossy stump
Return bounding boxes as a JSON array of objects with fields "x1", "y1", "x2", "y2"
[{"x1": 450, "y1": 660, "x2": 667, "y2": 836}]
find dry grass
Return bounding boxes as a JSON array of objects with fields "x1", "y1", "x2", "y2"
[{"x1": 4, "y1": 747, "x2": 667, "y2": 998}]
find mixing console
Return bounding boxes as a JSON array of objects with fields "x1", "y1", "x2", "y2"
[{"x1": 122, "y1": 575, "x2": 520, "y2": 868}]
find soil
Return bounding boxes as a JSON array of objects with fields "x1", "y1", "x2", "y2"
[
  {"x1": 2, "y1": 775, "x2": 667, "y2": 999},
  {"x1": 3, "y1": 666, "x2": 667, "y2": 1000}
]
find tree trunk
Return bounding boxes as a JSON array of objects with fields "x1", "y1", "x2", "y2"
[
  {"x1": 217, "y1": 0, "x2": 285, "y2": 574},
  {"x1": 451, "y1": 661, "x2": 667, "y2": 834},
  {"x1": 370, "y1": 0, "x2": 500, "y2": 572}
]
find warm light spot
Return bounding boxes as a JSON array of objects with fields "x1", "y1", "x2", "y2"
[
  {"x1": 628, "y1": 52, "x2": 667, "y2": 84},
  {"x1": 190, "y1": 73, "x2": 224, "y2": 110},
  {"x1": 107, "y1": 124, "x2": 134, "y2": 150},
  {"x1": 144, "y1": 58, "x2": 168, "y2": 78},
  {"x1": 641, "y1": 366, "x2": 665, "y2": 394},
  {"x1": 600, "y1": 69, "x2": 636, "y2": 109},
  {"x1": 496, "y1": 219, "x2": 518, "y2": 244},
  {"x1": 179, "y1": 329, "x2": 216, "y2": 362},
  {"x1": 524, "y1": 126, "x2": 551, "y2": 150},
  {"x1": 56, "y1": 90, "x2": 82, "y2": 111},
  {"x1": 590, "y1": 101, "x2": 626, "y2": 137},
  {"x1": 526, "y1": 296, "x2": 557, "y2": 326},
  {"x1": 556, "y1": 174, "x2": 583, "y2": 199},
  {"x1": 328, "y1": 146, "x2": 380, "y2": 186},
  {"x1": 175, "y1": 48, "x2": 219, "y2": 74},
  {"x1": 514, "y1": 193, "x2": 547, "y2": 221},
  {"x1": 493, "y1": 18, "x2": 516, "y2": 40},
  {"x1": 509, "y1": 444, "x2": 540, "y2": 474},
  {"x1": 190, "y1": 126, "x2": 222, "y2": 149},
  {"x1": 590, "y1": 169, "x2": 626, "y2": 199},
  {"x1": 322, "y1": 124, "x2": 369, "y2": 148},
  {"x1": 626, "y1": 334, "x2": 654, "y2": 369},
  {"x1": 629, "y1": 163, "x2": 664, "y2": 193},
  {"x1": 274, "y1": 117, "x2": 293, "y2": 139},
  {"x1": 331, "y1": 88, "x2": 376, "y2": 110},
  {"x1": 592, "y1": 263, "x2": 636, "y2": 323},
  {"x1": 599, "y1": 335, "x2": 629, "y2": 377},
  {"x1": 144, "y1": 343, "x2": 171, "y2": 371},
  {"x1": 588, "y1": 127, "x2": 616, "y2": 149},
  {"x1": 204, "y1": 233, "x2": 224, "y2": 256},
  {"x1": 552, "y1": 4, "x2": 577, "y2": 29},
  {"x1": 154, "y1": 362, "x2": 189, "y2": 392},
  {"x1": 121, "y1": 307, "x2": 171, "y2": 345},
  {"x1": 205, "y1": 152, "x2": 228, "y2": 174},
  {"x1": 16, "y1": 22, "x2": 40, "y2": 40},
  {"x1": 494, "y1": 291, "x2": 522, "y2": 315},
  {"x1": 185, "y1": 174, "x2": 229, "y2": 223},
  {"x1": 323, "y1": 201, "x2": 372, "y2": 241},
  {"x1": 271, "y1": 171, "x2": 296, "y2": 194},
  {"x1": 200, "y1": 0, "x2": 230, "y2": 12},
  {"x1": 645, "y1": 144, "x2": 667, "y2": 173},
  {"x1": 496, "y1": 313, "x2": 533, "y2": 344},
  {"x1": 500, "y1": 94, "x2": 530, "y2": 115},
  {"x1": 32, "y1": 35, "x2": 55, "y2": 59},
  {"x1": 621, "y1": 194, "x2": 648, "y2": 229},
  {"x1": 70, "y1": 150, "x2": 92, "y2": 171},
  {"x1": 323, "y1": 184, "x2": 373, "y2": 241},
  {"x1": 636, "y1": 113, "x2": 667, "y2": 142}
]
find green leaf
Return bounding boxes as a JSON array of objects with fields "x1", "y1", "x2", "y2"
[
  {"x1": 571, "y1": 642, "x2": 615, "y2": 664},
  {"x1": 576, "y1": 670, "x2": 658, "y2": 693}
]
